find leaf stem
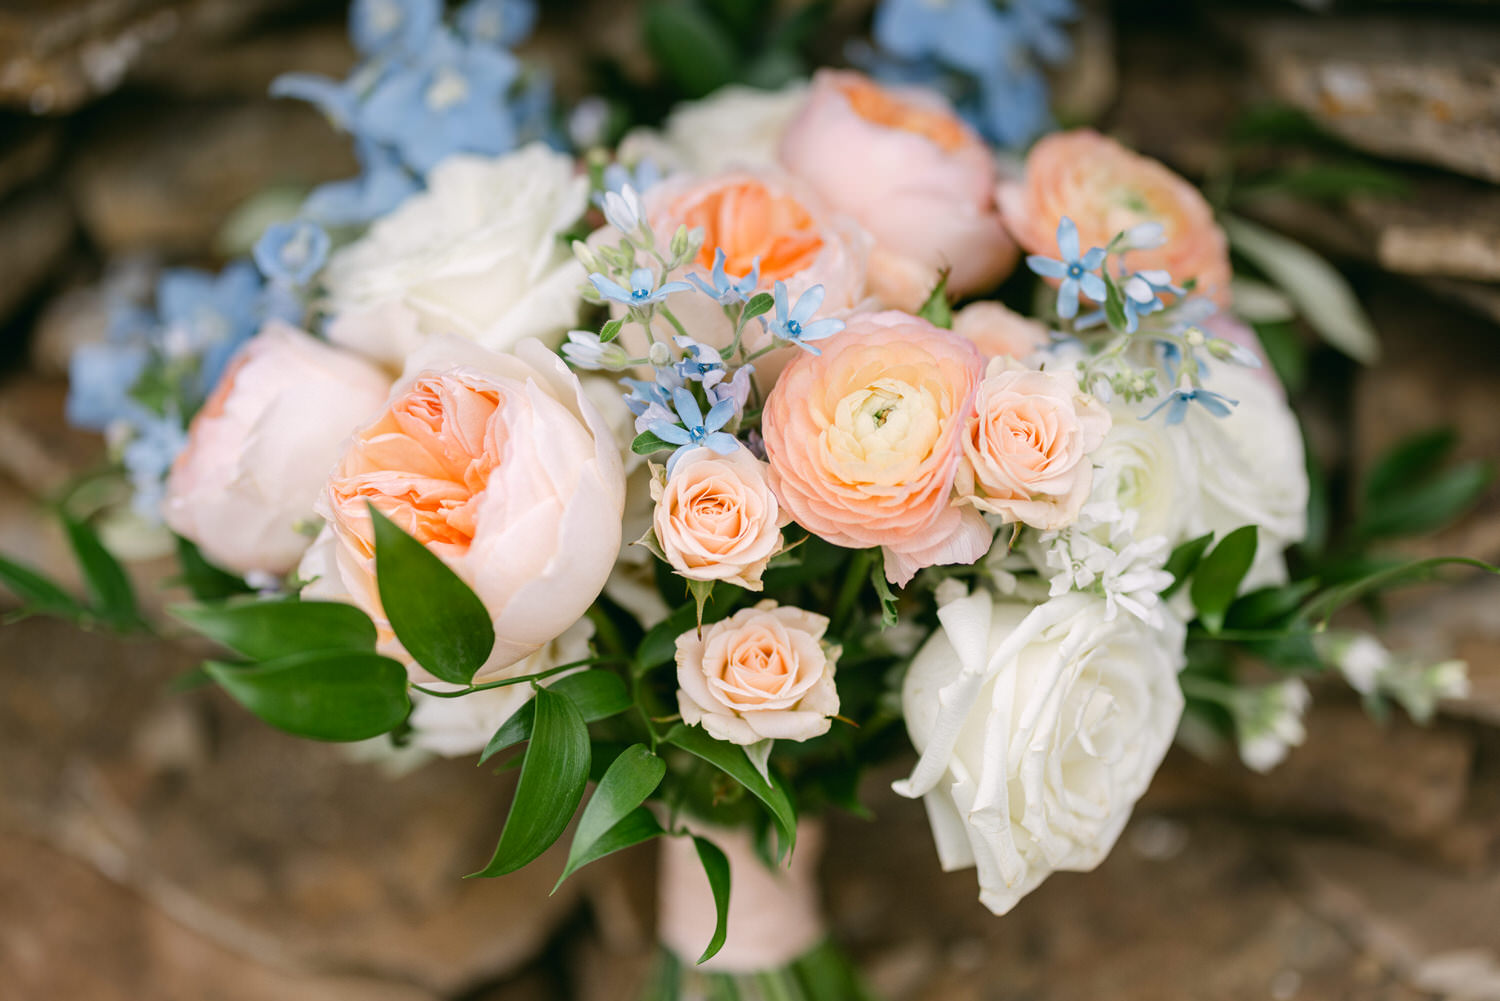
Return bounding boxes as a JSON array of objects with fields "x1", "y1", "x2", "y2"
[{"x1": 410, "y1": 656, "x2": 626, "y2": 699}]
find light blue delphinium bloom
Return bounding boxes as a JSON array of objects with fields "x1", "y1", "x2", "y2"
[
  {"x1": 302, "y1": 138, "x2": 419, "y2": 226},
  {"x1": 1121, "y1": 269, "x2": 1182, "y2": 333},
  {"x1": 510, "y1": 70, "x2": 561, "y2": 149},
  {"x1": 66, "y1": 340, "x2": 150, "y2": 432},
  {"x1": 602, "y1": 158, "x2": 663, "y2": 198},
  {"x1": 688, "y1": 249, "x2": 760, "y2": 305},
  {"x1": 590, "y1": 267, "x2": 692, "y2": 308},
  {"x1": 1008, "y1": 0, "x2": 1077, "y2": 64},
  {"x1": 351, "y1": 0, "x2": 442, "y2": 57},
  {"x1": 362, "y1": 31, "x2": 521, "y2": 174},
  {"x1": 1142, "y1": 384, "x2": 1238, "y2": 425},
  {"x1": 121, "y1": 410, "x2": 189, "y2": 521},
  {"x1": 458, "y1": 0, "x2": 537, "y2": 48},
  {"x1": 764, "y1": 281, "x2": 844, "y2": 354},
  {"x1": 974, "y1": 59, "x2": 1052, "y2": 149},
  {"x1": 873, "y1": 0, "x2": 1014, "y2": 77},
  {"x1": 674, "y1": 335, "x2": 728, "y2": 389},
  {"x1": 156, "y1": 262, "x2": 265, "y2": 397},
  {"x1": 648, "y1": 388, "x2": 739, "y2": 475},
  {"x1": 253, "y1": 219, "x2": 331, "y2": 287},
  {"x1": 1026, "y1": 217, "x2": 1107, "y2": 320}
]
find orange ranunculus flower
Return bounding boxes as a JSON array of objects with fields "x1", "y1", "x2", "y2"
[
  {"x1": 761, "y1": 311, "x2": 990, "y2": 586},
  {"x1": 998, "y1": 129, "x2": 1232, "y2": 305}
]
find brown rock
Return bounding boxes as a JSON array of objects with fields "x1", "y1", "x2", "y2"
[
  {"x1": 0, "y1": 122, "x2": 62, "y2": 199},
  {"x1": 128, "y1": 18, "x2": 354, "y2": 101},
  {"x1": 0, "y1": 833, "x2": 438, "y2": 1001},
  {"x1": 1347, "y1": 185, "x2": 1500, "y2": 283},
  {"x1": 69, "y1": 99, "x2": 354, "y2": 257},
  {"x1": 0, "y1": 186, "x2": 74, "y2": 325},
  {"x1": 1245, "y1": 17, "x2": 1500, "y2": 185},
  {"x1": 0, "y1": 616, "x2": 582, "y2": 994}
]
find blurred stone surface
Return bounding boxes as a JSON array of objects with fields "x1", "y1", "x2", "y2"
[
  {"x1": 69, "y1": 99, "x2": 354, "y2": 256},
  {"x1": 128, "y1": 18, "x2": 353, "y2": 100},
  {"x1": 1245, "y1": 17, "x2": 1500, "y2": 185},
  {"x1": 0, "y1": 616, "x2": 583, "y2": 996},
  {"x1": 0, "y1": 0, "x2": 331, "y2": 114},
  {"x1": 1347, "y1": 185, "x2": 1500, "y2": 283},
  {"x1": 0, "y1": 187, "x2": 74, "y2": 325},
  {"x1": 0, "y1": 122, "x2": 62, "y2": 199}
]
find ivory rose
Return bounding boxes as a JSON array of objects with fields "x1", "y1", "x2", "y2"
[
  {"x1": 632, "y1": 169, "x2": 870, "y2": 366},
  {"x1": 956, "y1": 359, "x2": 1112, "y2": 530},
  {"x1": 164, "y1": 321, "x2": 390, "y2": 576},
  {"x1": 675, "y1": 601, "x2": 839, "y2": 745},
  {"x1": 779, "y1": 70, "x2": 1016, "y2": 309},
  {"x1": 998, "y1": 130, "x2": 1232, "y2": 305},
  {"x1": 952, "y1": 301, "x2": 1050, "y2": 361},
  {"x1": 617, "y1": 82, "x2": 809, "y2": 176},
  {"x1": 762, "y1": 311, "x2": 989, "y2": 586},
  {"x1": 323, "y1": 144, "x2": 588, "y2": 369},
  {"x1": 651, "y1": 446, "x2": 784, "y2": 590},
  {"x1": 298, "y1": 335, "x2": 625, "y2": 681},
  {"x1": 897, "y1": 588, "x2": 1185, "y2": 915}
]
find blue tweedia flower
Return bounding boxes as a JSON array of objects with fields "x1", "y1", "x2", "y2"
[
  {"x1": 457, "y1": 0, "x2": 537, "y2": 48},
  {"x1": 302, "y1": 138, "x2": 419, "y2": 226},
  {"x1": 590, "y1": 267, "x2": 692, "y2": 308},
  {"x1": 648, "y1": 388, "x2": 739, "y2": 475},
  {"x1": 351, "y1": 0, "x2": 442, "y2": 57},
  {"x1": 1026, "y1": 218, "x2": 1107, "y2": 320},
  {"x1": 1143, "y1": 385, "x2": 1238, "y2": 425},
  {"x1": 361, "y1": 31, "x2": 521, "y2": 174},
  {"x1": 253, "y1": 219, "x2": 331, "y2": 287},
  {"x1": 687, "y1": 249, "x2": 760, "y2": 305},
  {"x1": 1120, "y1": 269, "x2": 1182, "y2": 333},
  {"x1": 765, "y1": 281, "x2": 844, "y2": 353},
  {"x1": 709, "y1": 365, "x2": 754, "y2": 413},
  {"x1": 674, "y1": 335, "x2": 728, "y2": 389},
  {"x1": 121, "y1": 411, "x2": 189, "y2": 522}
]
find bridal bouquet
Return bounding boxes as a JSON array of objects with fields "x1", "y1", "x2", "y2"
[{"x1": 5, "y1": 0, "x2": 1492, "y2": 996}]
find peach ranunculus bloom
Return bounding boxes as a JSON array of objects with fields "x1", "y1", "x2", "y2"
[
  {"x1": 998, "y1": 129, "x2": 1232, "y2": 306},
  {"x1": 779, "y1": 70, "x2": 1017, "y2": 311},
  {"x1": 651, "y1": 446, "x2": 785, "y2": 591},
  {"x1": 675, "y1": 600, "x2": 839, "y2": 745},
  {"x1": 762, "y1": 311, "x2": 990, "y2": 586},
  {"x1": 956, "y1": 358, "x2": 1113, "y2": 531},
  {"x1": 952, "y1": 301, "x2": 1051, "y2": 361},
  {"x1": 298, "y1": 335, "x2": 626, "y2": 682},
  {"x1": 164, "y1": 321, "x2": 391, "y2": 577},
  {"x1": 632, "y1": 168, "x2": 870, "y2": 375}
]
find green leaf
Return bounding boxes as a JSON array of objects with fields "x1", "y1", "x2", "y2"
[
  {"x1": 369, "y1": 504, "x2": 494, "y2": 685},
  {"x1": 204, "y1": 650, "x2": 410, "y2": 741},
  {"x1": 1103, "y1": 274, "x2": 1129, "y2": 332},
  {"x1": 664, "y1": 723, "x2": 796, "y2": 861},
  {"x1": 172, "y1": 597, "x2": 376, "y2": 661},
  {"x1": 1189, "y1": 526, "x2": 1259, "y2": 633},
  {"x1": 643, "y1": 1, "x2": 739, "y2": 99},
  {"x1": 555, "y1": 808, "x2": 664, "y2": 889},
  {"x1": 634, "y1": 602, "x2": 698, "y2": 678},
  {"x1": 1364, "y1": 428, "x2": 1457, "y2": 506},
  {"x1": 0, "y1": 554, "x2": 83, "y2": 620},
  {"x1": 632, "y1": 430, "x2": 673, "y2": 456},
  {"x1": 1161, "y1": 532, "x2": 1215, "y2": 600},
  {"x1": 62, "y1": 515, "x2": 138, "y2": 627},
  {"x1": 691, "y1": 835, "x2": 732, "y2": 964},
  {"x1": 1238, "y1": 162, "x2": 1410, "y2": 202},
  {"x1": 1299, "y1": 557, "x2": 1500, "y2": 626},
  {"x1": 1361, "y1": 460, "x2": 1493, "y2": 539},
  {"x1": 1224, "y1": 579, "x2": 1320, "y2": 630},
  {"x1": 915, "y1": 273, "x2": 952, "y2": 329},
  {"x1": 1224, "y1": 215, "x2": 1380, "y2": 364},
  {"x1": 1250, "y1": 319, "x2": 1307, "y2": 395},
  {"x1": 599, "y1": 317, "x2": 625, "y2": 344},
  {"x1": 741, "y1": 291, "x2": 775, "y2": 323},
  {"x1": 471, "y1": 686, "x2": 591, "y2": 877},
  {"x1": 478, "y1": 670, "x2": 632, "y2": 764},
  {"x1": 173, "y1": 536, "x2": 253, "y2": 601},
  {"x1": 557, "y1": 745, "x2": 666, "y2": 888},
  {"x1": 870, "y1": 560, "x2": 899, "y2": 629}
]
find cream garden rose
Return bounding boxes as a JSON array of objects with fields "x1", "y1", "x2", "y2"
[
  {"x1": 897, "y1": 588, "x2": 1185, "y2": 915},
  {"x1": 617, "y1": 82, "x2": 809, "y2": 176},
  {"x1": 299, "y1": 335, "x2": 625, "y2": 680},
  {"x1": 676, "y1": 601, "x2": 839, "y2": 745},
  {"x1": 164, "y1": 321, "x2": 390, "y2": 576},
  {"x1": 956, "y1": 359, "x2": 1111, "y2": 530},
  {"x1": 323, "y1": 144, "x2": 588, "y2": 369},
  {"x1": 651, "y1": 446, "x2": 785, "y2": 590}
]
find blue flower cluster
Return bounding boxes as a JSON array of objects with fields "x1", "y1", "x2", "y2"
[
  {"x1": 272, "y1": 0, "x2": 547, "y2": 227},
  {"x1": 861, "y1": 0, "x2": 1076, "y2": 148},
  {"x1": 66, "y1": 263, "x2": 297, "y2": 519}
]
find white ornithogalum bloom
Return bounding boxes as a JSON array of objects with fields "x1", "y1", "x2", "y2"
[
  {"x1": 1032, "y1": 502, "x2": 1175, "y2": 628},
  {"x1": 1235, "y1": 679, "x2": 1311, "y2": 773},
  {"x1": 323, "y1": 144, "x2": 588, "y2": 368},
  {"x1": 562, "y1": 330, "x2": 630, "y2": 371},
  {"x1": 1316, "y1": 631, "x2": 1390, "y2": 695},
  {"x1": 600, "y1": 184, "x2": 644, "y2": 236},
  {"x1": 897, "y1": 587, "x2": 1185, "y2": 915}
]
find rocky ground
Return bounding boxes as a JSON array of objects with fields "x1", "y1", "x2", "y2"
[{"x1": 1, "y1": 1, "x2": 1498, "y2": 999}]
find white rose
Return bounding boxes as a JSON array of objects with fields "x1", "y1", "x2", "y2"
[
  {"x1": 617, "y1": 83, "x2": 809, "y2": 176},
  {"x1": 323, "y1": 144, "x2": 588, "y2": 369},
  {"x1": 895, "y1": 588, "x2": 1185, "y2": 915},
  {"x1": 405, "y1": 619, "x2": 595, "y2": 758}
]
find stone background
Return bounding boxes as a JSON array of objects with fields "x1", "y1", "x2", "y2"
[{"x1": 1, "y1": 1, "x2": 1498, "y2": 999}]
